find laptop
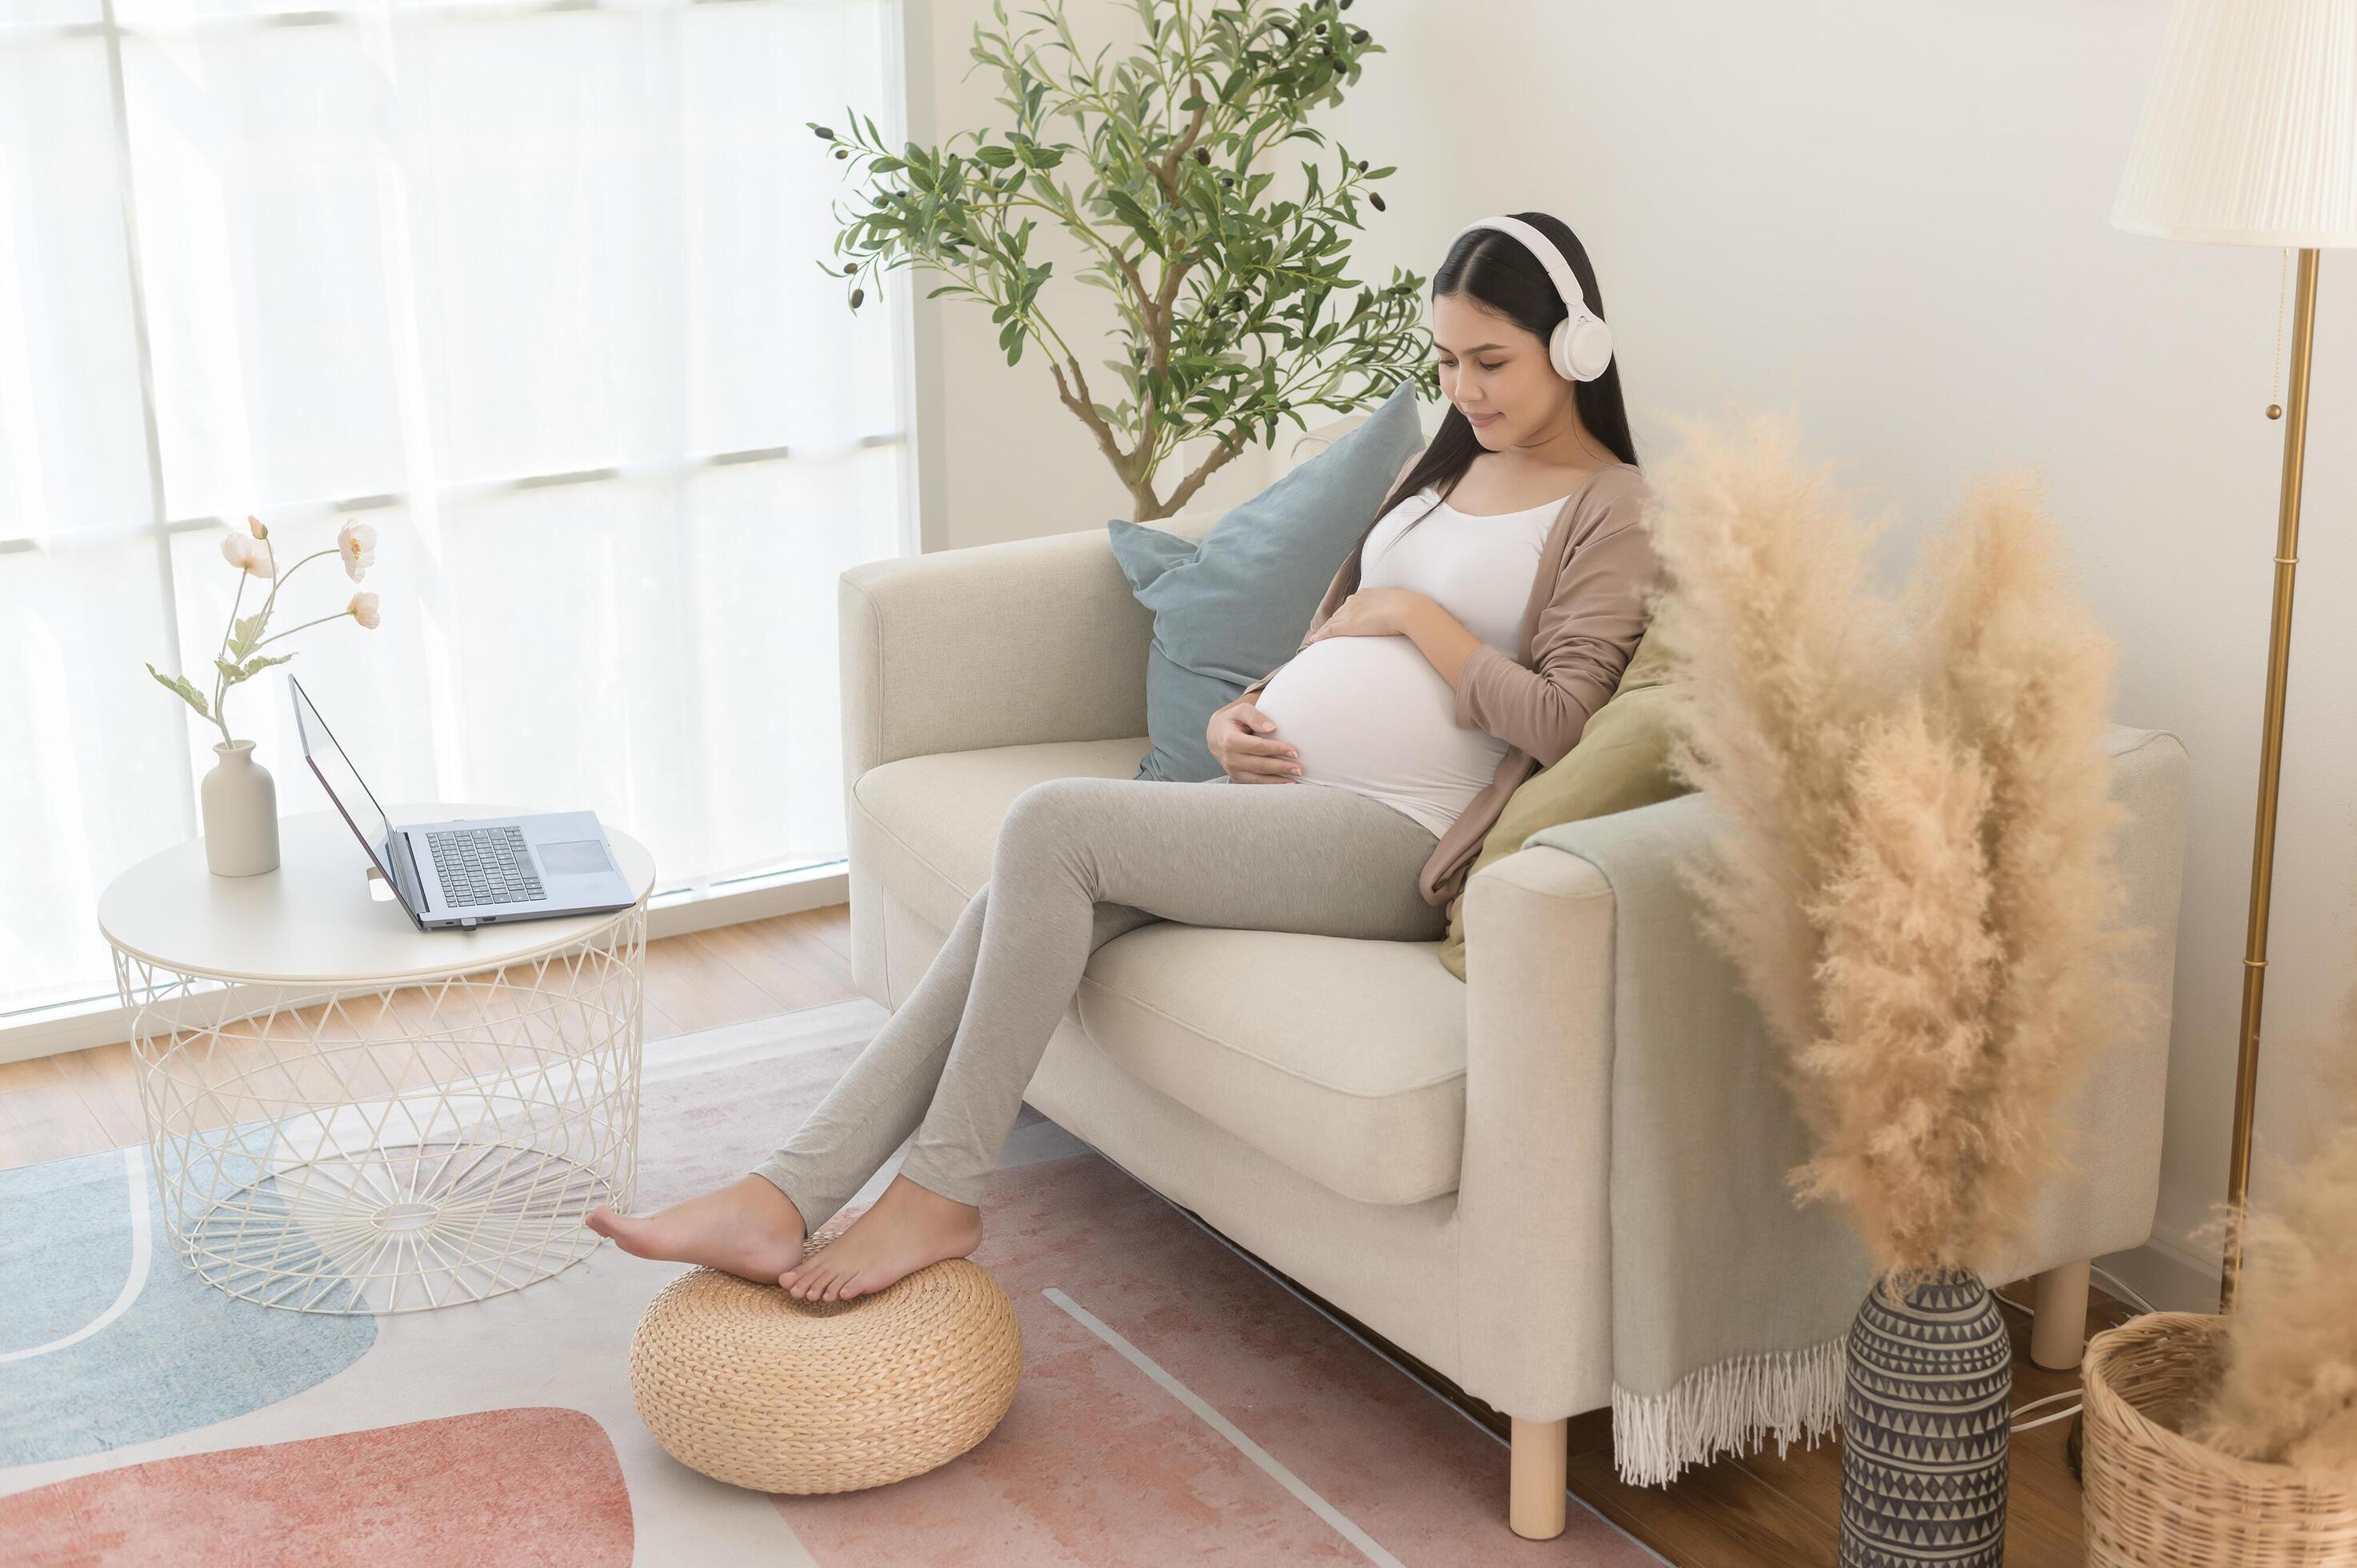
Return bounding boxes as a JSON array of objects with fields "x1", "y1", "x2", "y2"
[{"x1": 290, "y1": 674, "x2": 638, "y2": 932}]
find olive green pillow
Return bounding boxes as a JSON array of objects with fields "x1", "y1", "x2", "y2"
[{"x1": 1436, "y1": 630, "x2": 1690, "y2": 982}]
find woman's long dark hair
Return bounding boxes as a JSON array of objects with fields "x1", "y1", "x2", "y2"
[{"x1": 1375, "y1": 211, "x2": 1639, "y2": 523}]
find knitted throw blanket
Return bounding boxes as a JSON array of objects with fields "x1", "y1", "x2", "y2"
[
  {"x1": 1523, "y1": 725, "x2": 2183, "y2": 1487},
  {"x1": 1527, "y1": 793, "x2": 1871, "y2": 1486}
]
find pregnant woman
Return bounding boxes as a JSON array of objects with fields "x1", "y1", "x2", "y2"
[{"x1": 587, "y1": 210, "x2": 1663, "y2": 1302}]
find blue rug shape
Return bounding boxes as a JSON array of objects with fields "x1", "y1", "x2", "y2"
[{"x1": 0, "y1": 1142, "x2": 376, "y2": 1469}]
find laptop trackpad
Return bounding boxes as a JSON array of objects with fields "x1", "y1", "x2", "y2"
[{"x1": 538, "y1": 838, "x2": 614, "y2": 877}]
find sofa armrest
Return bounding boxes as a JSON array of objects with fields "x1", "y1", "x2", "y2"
[
  {"x1": 1455, "y1": 842, "x2": 1620, "y2": 1422},
  {"x1": 1451, "y1": 723, "x2": 2192, "y2": 1428},
  {"x1": 839, "y1": 528, "x2": 1153, "y2": 782}
]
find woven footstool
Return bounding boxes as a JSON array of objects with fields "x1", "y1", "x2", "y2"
[{"x1": 628, "y1": 1234, "x2": 1023, "y2": 1494}]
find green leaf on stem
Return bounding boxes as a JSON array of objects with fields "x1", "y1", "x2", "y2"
[
  {"x1": 146, "y1": 663, "x2": 211, "y2": 720},
  {"x1": 226, "y1": 610, "x2": 269, "y2": 660},
  {"x1": 216, "y1": 651, "x2": 294, "y2": 688}
]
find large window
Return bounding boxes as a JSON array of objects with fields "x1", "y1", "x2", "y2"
[{"x1": 0, "y1": 0, "x2": 912, "y2": 1019}]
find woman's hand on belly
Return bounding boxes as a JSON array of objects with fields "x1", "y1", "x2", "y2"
[
  {"x1": 1303, "y1": 587, "x2": 1425, "y2": 642},
  {"x1": 1307, "y1": 589, "x2": 1483, "y2": 698},
  {"x1": 1208, "y1": 700, "x2": 1303, "y2": 784}
]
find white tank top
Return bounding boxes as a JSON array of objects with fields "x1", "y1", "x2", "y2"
[{"x1": 1251, "y1": 486, "x2": 1567, "y2": 838}]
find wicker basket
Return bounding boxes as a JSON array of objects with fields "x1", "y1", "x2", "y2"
[
  {"x1": 2082, "y1": 1311, "x2": 2357, "y2": 1566},
  {"x1": 628, "y1": 1234, "x2": 1023, "y2": 1494}
]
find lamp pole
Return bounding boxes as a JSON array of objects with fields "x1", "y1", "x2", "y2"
[{"x1": 2221, "y1": 246, "x2": 2322, "y2": 1311}]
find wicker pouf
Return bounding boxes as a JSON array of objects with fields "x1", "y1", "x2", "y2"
[
  {"x1": 628, "y1": 1234, "x2": 1023, "y2": 1494},
  {"x1": 2083, "y1": 1311, "x2": 2357, "y2": 1566}
]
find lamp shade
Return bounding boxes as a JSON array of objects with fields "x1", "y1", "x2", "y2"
[{"x1": 2113, "y1": 0, "x2": 2357, "y2": 246}]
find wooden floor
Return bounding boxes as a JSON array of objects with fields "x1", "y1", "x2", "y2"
[{"x1": 1, "y1": 899, "x2": 2108, "y2": 1564}]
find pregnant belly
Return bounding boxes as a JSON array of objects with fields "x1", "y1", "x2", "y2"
[{"x1": 1253, "y1": 635, "x2": 1508, "y2": 820}]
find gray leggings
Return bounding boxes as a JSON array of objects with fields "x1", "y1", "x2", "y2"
[{"x1": 751, "y1": 774, "x2": 1447, "y2": 1228}]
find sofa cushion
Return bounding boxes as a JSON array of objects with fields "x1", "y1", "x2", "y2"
[
  {"x1": 1107, "y1": 381, "x2": 1427, "y2": 782},
  {"x1": 850, "y1": 741, "x2": 1469, "y2": 1205},
  {"x1": 1074, "y1": 922, "x2": 1467, "y2": 1206},
  {"x1": 1435, "y1": 627, "x2": 1691, "y2": 980}
]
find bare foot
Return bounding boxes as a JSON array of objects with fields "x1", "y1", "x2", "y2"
[
  {"x1": 585, "y1": 1174, "x2": 807, "y2": 1285},
  {"x1": 779, "y1": 1174, "x2": 980, "y2": 1302}
]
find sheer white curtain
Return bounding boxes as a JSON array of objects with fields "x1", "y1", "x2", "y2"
[{"x1": 0, "y1": 0, "x2": 911, "y2": 1018}]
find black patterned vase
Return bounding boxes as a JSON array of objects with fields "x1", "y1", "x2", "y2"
[{"x1": 1839, "y1": 1269, "x2": 2011, "y2": 1566}]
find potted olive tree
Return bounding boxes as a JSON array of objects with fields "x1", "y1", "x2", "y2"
[{"x1": 814, "y1": 0, "x2": 1427, "y2": 520}]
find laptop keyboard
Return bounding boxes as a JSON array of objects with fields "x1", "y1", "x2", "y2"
[{"x1": 427, "y1": 826, "x2": 546, "y2": 908}]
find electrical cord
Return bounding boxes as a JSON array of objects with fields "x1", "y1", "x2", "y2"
[
  {"x1": 1995, "y1": 1270, "x2": 2162, "y2": 1431},
  {"x1": 1997, "y1": 1266, "x2": 2160, "y2": 1322},
  {"x1": 2010, "y1": 1388, "x2": 2083, "y2": 1431},
  {"x1": 2012, "y1": 1389, "x2": 2082, "y2": 1417},
  {"x1": 2013, "y1": 1402, "x2": 2083, "y2": 1434},
  {"x1": 2089, "y1": 1264, "x2": 2158, "y2": 1317}
]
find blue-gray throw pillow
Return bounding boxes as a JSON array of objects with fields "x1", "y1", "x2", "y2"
[{"x1": 1109, "y1": 382, "x2": 1427, "y2": 782}]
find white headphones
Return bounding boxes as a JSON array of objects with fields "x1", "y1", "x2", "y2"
[{"x1": 1455, "y1": 215, "x2": 1615, "y2": 382}]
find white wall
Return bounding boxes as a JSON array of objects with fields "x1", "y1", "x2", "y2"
[{"x1": 904, "y1": 1, "x2": 2357, "y2": 1300}]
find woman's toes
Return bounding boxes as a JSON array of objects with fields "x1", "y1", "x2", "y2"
[
  {"x1": 586, "y1": 1204, "x2": 639, "y2": 1246},
  {"x1": 586, "y1": 1206, "x2": 653, "y2": 1255}
]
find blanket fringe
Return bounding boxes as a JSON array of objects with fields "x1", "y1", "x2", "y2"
[{"x1": 1610, "y1": 1338, "x2": 1847, "y2": 1488}]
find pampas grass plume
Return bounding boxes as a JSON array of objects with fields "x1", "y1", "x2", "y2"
[
  {"x1": 2187, "y1": 1050, "x2": 2357, "y2": 1474},
  {"x1": 1794, "y1": 695, "x2": 2004, "y2": 1280},
  {"x1": 1648, "y1": 411, "x2": 2142, "y2": 1283}
]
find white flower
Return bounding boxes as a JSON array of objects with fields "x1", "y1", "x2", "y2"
[
  {"x1": 220, "y1": 532, "x2": 274, "y2": 578},
  {"x1": 338, "y1": 520, "x2": 378, "y2": 582},
  {"x1": 246, "y1": 514, "x2": 268, "y2": 541},
  {"x1": 347, "y1": 592, "x2": 381, "y2": 630}
]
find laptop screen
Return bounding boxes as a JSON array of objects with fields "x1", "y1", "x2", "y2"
[{"x1": 289, "y1": 675, "x2": 401, "y2": 890}]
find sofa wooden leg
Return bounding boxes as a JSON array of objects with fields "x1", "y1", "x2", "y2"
[
  {"x1": 2030, "y1": 1258, "x2": 2092, "y2": 1370},
  {"x1": 1509, "y1": 1417, "x2": 1568, "y2": 1541}
]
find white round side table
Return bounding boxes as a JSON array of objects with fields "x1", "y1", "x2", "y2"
[{"x1": 97, "y1": 806, "x2": 656, "y2": 1315}]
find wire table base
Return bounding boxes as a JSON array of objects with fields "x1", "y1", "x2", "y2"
[
  {"x1": 179, "y1": 1140, "x2": 617, "y2": 1314},
  {"x1": 111, "y1": 908, "x2": 645, "y2": 1315}
]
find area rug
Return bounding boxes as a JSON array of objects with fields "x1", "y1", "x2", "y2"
[{"x1": 0, "y1": 1000, "x2": 1659, "y2": 1566}]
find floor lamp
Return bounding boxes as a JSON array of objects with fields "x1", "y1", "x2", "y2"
[{"x1": 2111, "y1": 0, "x2": 2356, "y2": 1312}]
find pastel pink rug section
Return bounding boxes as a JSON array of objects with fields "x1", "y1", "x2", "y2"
[
  {"x1": 3, "y1": 1408, "x2": 633, "y2": 1568},
  {"x1": 777, "y1": 1154, "x2": 1655, "y2": 1566}
]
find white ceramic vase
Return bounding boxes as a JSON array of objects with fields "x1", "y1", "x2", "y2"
[{"x1": 201, "y1": 740, "x2": 281, "y2": 876}]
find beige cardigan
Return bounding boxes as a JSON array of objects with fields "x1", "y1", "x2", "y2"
[{"x1": 1238, "y1": 462, "x2": 1663, "y2": 912}]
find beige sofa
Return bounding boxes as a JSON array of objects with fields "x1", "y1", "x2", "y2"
[{"x1": 836, "y1": 515, "x2": 2190, "y2": 1538}]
